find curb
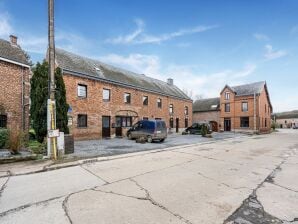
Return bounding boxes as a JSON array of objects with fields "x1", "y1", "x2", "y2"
[{"x1": 3, "y1": 134, "x2": 252, "y2": 177}]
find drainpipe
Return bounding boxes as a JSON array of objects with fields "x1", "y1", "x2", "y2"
[
  {"x1": 21, "y1": 66, "x2": 25, "y2": 131},
  {"x1": 253, "y1": 92, "x2": 256, "y2": 133}
]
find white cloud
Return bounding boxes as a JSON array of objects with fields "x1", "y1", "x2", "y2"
[
  {"x1": 0, "y1": 12, "x2": 13, "y2": 37},
  {"x1": 264, "y1": 44, "x2": 287, "y2": 61},
  {"x1": 106, "y1": 19, "x2": 217, "y2": 45},
  {"x1": 99, "y1": 53, "x2": 161, "y2": 78},
  {"x1": 253, "y1": 33, "x2": 269, "y2": 41},
  {"x1": 99, "y1": 52, "x2": 256, "y2": 100}
]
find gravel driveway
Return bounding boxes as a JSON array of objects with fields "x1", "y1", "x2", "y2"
[{"x1": 70, "y1": 132, "x2": 245, "y2": 159}]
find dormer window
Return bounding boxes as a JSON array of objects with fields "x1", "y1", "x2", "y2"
[{"x1": 225, "y1": 92, "x2": 230, "y2": 100}]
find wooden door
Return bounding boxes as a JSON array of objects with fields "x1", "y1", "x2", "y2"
[{"x1": 102, "y1": 116, "x2": 111, "y2": 138}]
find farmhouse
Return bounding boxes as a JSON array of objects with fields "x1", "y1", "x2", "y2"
[{"x1": 55, "y1": 48, "x2": 192, "y2": 140}]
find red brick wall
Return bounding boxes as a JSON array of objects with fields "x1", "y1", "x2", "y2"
[
  {"x1": 63, "y1": 73, "x2": 192, "y2": 140},
  {"x1": 0, "y1": 60, "x2": 30, "y2": 133},
  {"x1": 219, "y1": 85, "x2": 272, "y2": 133},
  {"x1": 193, "y1": 111, "x2": 220, "y2": 125}
]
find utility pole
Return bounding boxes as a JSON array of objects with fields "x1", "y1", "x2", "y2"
[{"x1": 47, "y1": 0, "x2": 57, "y2": 160}]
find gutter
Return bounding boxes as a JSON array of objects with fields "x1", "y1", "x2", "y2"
[{"x1": 0, "y1": 56, "x2": 30, "y2": 68}]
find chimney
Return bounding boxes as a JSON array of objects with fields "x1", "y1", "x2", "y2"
[
  {"x1": 9, "y1": 35, "x2": 18, "y2": 45},
  {"x1": 167, "y1": 78, "x2": 173, "y2": 85}
]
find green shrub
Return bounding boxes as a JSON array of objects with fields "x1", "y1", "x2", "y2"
[
  {"x1": 29, "y1": 140, "x2": 46, "y2": 155},
  {"x1": 29, "y1": 129, "x2": 36, "y2": 140},
  {"x1": 0, "y1": 128, "x2": 9, "y2": 149},
  {"x1": 201, "y1": 124, "x2": 208, "y2": 137}
]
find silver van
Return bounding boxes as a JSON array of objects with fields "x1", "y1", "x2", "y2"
[{"x1": 127, "y1": 120, "x2": 167, "y2": 143}]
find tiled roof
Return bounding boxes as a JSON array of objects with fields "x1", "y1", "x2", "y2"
[
  {"x1": 193, "y1": 97, "x2": 220, "y2": 112},
  {"x1": 230, "y1": 81, "x2": 265, "y2": 96},
  {"x1": 55, "y1": 48, "x2": 191, "y2": 101},
  {"x1": 273, "y1": 110, "x2": 298, "y2": 119},
  {"x1": 0, "y1": 38, "x2": 30, "y2": 65}
]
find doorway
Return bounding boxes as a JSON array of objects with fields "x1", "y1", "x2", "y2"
[
  {"x1": 176, "y1": 118, "x2": 179, "y2": 133},
  {"x1": 224, "y1": 118, "x2": 231, "y2": 131},
  {"x1": 115, "y1": 116, "x2": 122, "y2": 137},
  {"x1": 102, "y1": 116, "x2": 111, "y2": 138}
]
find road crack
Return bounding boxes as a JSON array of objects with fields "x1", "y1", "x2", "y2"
[
  {"x1": 224, "y1": 159, "x2": 288, "y2": 224},
  {"x1": 0, "y1": 171, "x2": 11, "y2": 198},
  {"x1": 129, "y1": 178, "x2": 194, "y2": 224},
  {"x1": 80, "y1": 165, "x2": 110, "y2": 184}
]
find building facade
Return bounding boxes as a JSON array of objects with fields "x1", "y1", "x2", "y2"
[
  {"x1": 55, "y1": 49, "x2": 192, "y2": 140},
  {"x1": 220, "y1": 81, "x2": 272, "y2": 133},
  {"x1": 272, "y1": 110, "x2": 298, "y2": 128},
  {"x1": 192, "y1": 97, "x2": 220, "y2": 131},
  {"x1": 0, "y1": 35, "x2": 31, "y2": 134}
]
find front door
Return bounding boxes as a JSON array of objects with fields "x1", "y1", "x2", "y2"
[
  {"x1": 102, "y1": 116, "x2": 111, "y2": 138},
  {"x1": 176, "y1": 118, "x2": 179, "y2": 133},
  {"x1": 115, "y1": 117, "x2": 122, "y2": 137},
  {"x1": 224, "y1": 118, "x2": 231, "y2": 131}
]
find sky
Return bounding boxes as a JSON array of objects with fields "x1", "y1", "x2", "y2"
[{"x1": 0, "y1": 0, "x2": 297, "y2": 112}]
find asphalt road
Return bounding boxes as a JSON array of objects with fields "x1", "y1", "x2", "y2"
[{"x1": 0, "y1": 129, "x2": 297, "y2": 224}]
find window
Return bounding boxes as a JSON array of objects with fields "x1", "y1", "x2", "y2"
[
  {"x1": 185, "y1": 106, "x2": 189, "y2": 115},
  {"x1": 155, "y1": 118, "x2": 162, "y2": 120},
  {"x1": 240, "y1": 117, "x2": 249, "y2": 128},
  {"x1": 77, "y1": 114, "x2": 87, "y2": 127},
  {"x1": 143, "y1": 117, "x2": 149, "y2": 120},
  {"x1": 0, "y1": 115, "x2": 7, "y2": 128},
  {"x1": 169, "y1": 104, "x2": 174, "y2": 114},
  {"x1": 143, "y1": 96, "x2": 148, "y2": 105},
  {"x1": 265, "y1": 118, "x2": 267, "y2": 127},
  {"x1": 169, "y1": 118, "x2": 174, "y2": 128},
  {"x1": 157, "y1": 98, "x2": 162, "y2": 108},
  {"x1": 225, "y1": 103, "x2": 230, "y2": 112},
  {"x1": 103, "y1": 89, "x2": 110, "y2": 101},
  {"x1": 225, "y1": 92, "x2": 230, "y2": 100},
  {"x1": 77, "y1": 84, "x2": 87, "y2": 98},
  {"x1": 265, "y1": 104, "x2": 267, "y2": 113},
  {"x1": 242, "y1": 102, "x2": 248, "y2": 112},
  {"x1": 124, "y1": 93, "x2": 131, "y2": 104},
  {"x1": 121, "y1": 117, "x2": 132, "y2": 127}
]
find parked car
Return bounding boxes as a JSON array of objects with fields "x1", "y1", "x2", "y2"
[
  {"x1": 182, "y1": 122, "x2": 212, "y2": 135},
  {"x1": 127, "y1": 120, "x2": 167, "y2": 143}
]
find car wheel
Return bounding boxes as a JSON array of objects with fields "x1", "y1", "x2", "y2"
[
  {"x1": 160, "y1": 138, "x2": 165, "y2": 142},
  {"x1": 128, "y1": 133, "x2": 132, "y2": 140},
  {"x1": 147, "y1": 136, "x2": 153, "y2": 143}
]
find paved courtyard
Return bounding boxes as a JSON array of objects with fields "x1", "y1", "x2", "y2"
[
  {"x1": 71, "y1": 132, "x2": 245, "y2": 159},
  {"x1": 0, "y1": 129, "x2": 297, "y2": 223}
]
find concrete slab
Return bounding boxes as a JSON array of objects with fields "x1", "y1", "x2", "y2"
[
  {"x1": 131, "y1": 164, "x2": 249, "y2": 224},
  {"x1": 0, "y1": 198, "x2": 69, "y2": 224},
  {"x1": 0, "y1": 166, "x2": 105, "y2": 213},
  {"x1": 81, "y1": 150, "x2": 197, "y2": 183},
  {"x1": 257, "y1": 182, "x2": 298, "y2": 222},
  {"x1": 273, "y1": 163, "x2": 298, "y2": 192},
  {"x1": 67, "y1": 190, "x2": 185, "y2": 224}
]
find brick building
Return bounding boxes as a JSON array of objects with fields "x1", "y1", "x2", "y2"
[
  {"x1": 272, "y1": 110, "x2": 298, "y2": 128},
  {"x1": 193, "y1": 97, "x2": 220, "y2": 131},
  {"x1": 55, "y1": 49, "x2": 192, "y2": 140},
  {"x1": 192, "y1": 81, "x2": 272, "y2": 133},
  {"x1": 220, "y1": 81, "x2": 272, "y2": 133},
  {"x1": 0, "y1": 35, "x2": 31, "y2": 134}
]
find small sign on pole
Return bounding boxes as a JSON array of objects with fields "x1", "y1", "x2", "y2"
[{"x1": 48, "y1": 129, "x2": 60, "y2": 138}]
